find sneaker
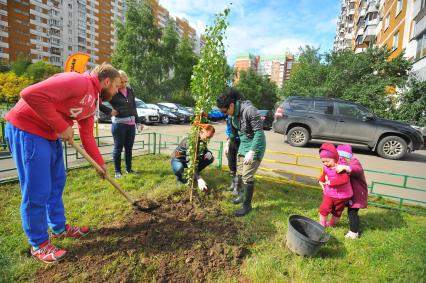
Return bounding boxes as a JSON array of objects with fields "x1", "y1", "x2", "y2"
[
  {"x1": 125, "y1": 170, "x2": 140, "y2": 175},
  {"x1": 115, "y1": 172, "x2": 122, "y2": 179},
  {"x1": 345, "y1": 231, "x2": 359, "y2": 239},
  {"x1": 31, "y1": 240, "x2": 67, "y2": 264},
  {"x1": 51, "y1": 224, "x2": 90, "y2": 239}
]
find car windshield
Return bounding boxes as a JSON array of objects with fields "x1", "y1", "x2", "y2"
[{"x1": 135, "y1": 100, "x2": 147, "y2": 108}]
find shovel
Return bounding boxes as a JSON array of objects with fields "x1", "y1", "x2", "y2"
[{"x1": 70, "y1": 140, "x2": 159, "y2": 212}]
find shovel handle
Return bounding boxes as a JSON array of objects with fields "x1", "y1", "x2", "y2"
[{"x1": 69, "y1": 140, "x2": 135, "y2": 205}]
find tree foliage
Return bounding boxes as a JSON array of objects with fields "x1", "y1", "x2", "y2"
[
  {"x1": 235, "y1": 69, "x2": 278, "y2": 110},
  {"x1": 186, "y1": 7, "x2": 230, "y2": 195},
  {"x1": 281, "y1": 46, "x2": 413, "y2": 119},
  {"x1": 25, "y1": 61, "x2": 61, "y2": 83},
  {"x1": 0, "y1": 72, "x2": 33, "y2": 103},
  {"x1": 112, "y1": 0, "x2": 162, "y2": 101},
  {"x1": 112, "y1": 1, "x2": 199, "y2": 103},
  {"x1": 397, "y1": 79, "x2": 426, "y2": 126}
]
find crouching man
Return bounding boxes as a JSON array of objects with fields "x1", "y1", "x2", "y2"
[{"x1": 171, "y1": 125, "x2": 215, "y2": 192}]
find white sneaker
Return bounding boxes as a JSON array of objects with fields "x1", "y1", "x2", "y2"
[
  {"x1": 345, "y1": 231, "x2": 359, "y2": 239},
  {"x1": 115, "y1": 172, "x2": 122, "y2": 179}
]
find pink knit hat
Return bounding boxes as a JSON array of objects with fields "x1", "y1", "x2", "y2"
[{"x1": 337, "y1": 144, "x2": 353, "y2": 159}]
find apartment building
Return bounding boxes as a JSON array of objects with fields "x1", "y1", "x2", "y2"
[
  {"x1": 334, "y1": 0, "x2": 426, "y2": 80},
  {"x1": 0, "y1": 0, "x2": 203, "y2": 69},
  {"x1": 0, "y1": 0, "x2": 125, "y2": 68},
  {"x1": 334, "y1": 0, "x2": 356, "y2": 51},
  {"x1": 0, "y1": 0, "x2": 7, "y2": 62},
  {"x1": 233, "y1": 53, "x2": 296, "y2": 87}
]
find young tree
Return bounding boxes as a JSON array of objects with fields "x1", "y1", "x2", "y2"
[
  {"x1": 235, "y1": 69, "x2": 278, "y2": 110},
  {"x1": 187, "y1": 7, "x2": 230, "y2": 200},
  {"x1": 112, "y1": 0, "x2": 162, "y2": 101}
]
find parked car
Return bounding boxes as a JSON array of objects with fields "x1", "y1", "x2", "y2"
[
  {"x1": 155, "y1": 103, "x2": 186, "y2": 124},
  {"x1": 146, "y1": 103, "x2": 180, "y2": 124},
  {"x1": 272, "y1": 96, "x2": 424, "y2": 160},
  {"x1": 98, "y1": 101, "x2": 147, "y2": 124},
  {"x1": 158, "y1": 102, "x2": 193, "y2": 123},
  {"x1": 98, "y1": 101, "x2": 112, "y2": 123},
  {"x1": 258, "y1": 109, "x2": 274, "y2": 130},
  {"x1": 135, "y1": 98, "x2": 160, "y2": 124},
  {"x1": 184, "y1": 106, "x2": 194, "y2": 113},
  {"x1": 208, "y1": 106, "x2": 226, "y2": 121}
]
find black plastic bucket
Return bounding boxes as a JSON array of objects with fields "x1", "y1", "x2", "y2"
[{"x1": 286, "y1": 215, "x2": 330, "y2": 256}]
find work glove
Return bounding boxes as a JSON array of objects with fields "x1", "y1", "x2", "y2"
[
  {"x1": 204, "y1": 151, "x2": 213, "y2": 160},
  {"x1": 224, "y1": 140, "x2": 230, "y2": 157},
  {"x1": 197, "y1": 177, "x2": 208, "y2": 192},
  {"x1": 243, "y1": 150, "x2": 255, "y2": 165}
]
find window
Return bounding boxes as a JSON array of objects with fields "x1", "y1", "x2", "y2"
[
  {"x1": 313, "y1": 100, "x2": 334, "y2": 115},
  {"x1": 385, "y1": 13, "x2": 390, "y2": 30},
  {"x1": 396, "y1": 0, "x2": 403, "y2": 15},
  {"x1": 337, "y1": 103, "x2": 369, "y2": 119},
  {"x1": 416, "y1": 32, "x2": 426, "y2": 59},
  {"x1": 289, "y1": 99, "x2": 312, "y2": 112},
  {"x1": 393, "y1": 31, "x2": 399, "y2": 51}
]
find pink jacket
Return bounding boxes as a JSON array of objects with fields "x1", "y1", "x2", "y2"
[
  {"x1": 320, "y1": 165, "x2": 353, "y2": 199},
  {"x1": 5, "y1": 72, "x2": 105, "y2": 166},
  {"x1": 340, "y1": 157, "x2": 368, "y2": 208}
]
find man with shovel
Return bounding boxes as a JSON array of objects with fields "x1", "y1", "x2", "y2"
[{"x1": 5, "y1": 63, "x2": 121, "y2": 263}]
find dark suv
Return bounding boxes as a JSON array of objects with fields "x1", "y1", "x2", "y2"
[{"x1": 272, "y1": 96, "x2": 424, "y2": 160}]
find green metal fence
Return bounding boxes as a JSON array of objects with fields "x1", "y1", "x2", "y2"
[
  {"x1": 0, "y1": 130, "x2": 223, "y2": 184},
  {"x1": 364, "y1": 169, "x2": 426, "y2": 213}
]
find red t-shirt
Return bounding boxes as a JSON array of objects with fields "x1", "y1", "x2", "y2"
[{"x1": 5, "y1": 72, "x2": 105, "y2": 166}]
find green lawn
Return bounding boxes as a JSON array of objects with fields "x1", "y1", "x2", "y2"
[{"x1": 1, "y1": 155, "x2": 425, "y2": 282}]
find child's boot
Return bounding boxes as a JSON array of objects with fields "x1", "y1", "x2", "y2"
[
  {"x1": 319, "y1": 214, "x2": 328, "y2": 227},
  {"x1": 327, "y1": 216, "x2": 340, "y2": 227}
]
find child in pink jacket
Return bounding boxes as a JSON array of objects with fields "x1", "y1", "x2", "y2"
[
  {"x1": 336, "y1": 144, "x2": 368, "y2": 239},
  {"x1": 318, "y1": 143, "x2": 353, "y2": 227}
]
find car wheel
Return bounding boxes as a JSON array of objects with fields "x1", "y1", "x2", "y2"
[
  {"x1": 377, "y1": 136, "x2": 407, "y2": 160},
  {"x1": 287, "y1": 127, "x2": 310, "y2": 147},
  {"x1": 160, "y1": 115, "x2": 169, "y2": 124}
]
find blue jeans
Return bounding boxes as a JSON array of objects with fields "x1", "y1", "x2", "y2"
[
  {"x1": 171, "y1": 151, "x2": 214, "y2": 183},
  {"x1": 112, "y1": 123, "x2": 136, "y2": 173},
  {"x1": 5, "y1": 123, "x2": 66, "y2": 247}
]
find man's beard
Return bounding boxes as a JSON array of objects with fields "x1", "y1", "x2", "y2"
[{"x1": 100, "y1": 88, "x2": 113, "y2": 101}]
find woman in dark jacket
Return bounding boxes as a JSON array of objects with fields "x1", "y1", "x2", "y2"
[{"x1": 100, "y1": 70, "x2": 142, "y2": 178}]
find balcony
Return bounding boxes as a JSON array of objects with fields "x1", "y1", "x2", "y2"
[
  {"x1": 366, "y1": 1, "x2": 378, "y2": 13},
  {"x1": 413, "y1": 14, "x2": 426, "y2": 39},
  {"x1": 362, "y1": 24, "x2": 377, "y2": 42}
]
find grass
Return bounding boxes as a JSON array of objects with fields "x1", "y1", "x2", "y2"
[{"x1": 1, "y1": 154, "x2": 425, "y2": 282}]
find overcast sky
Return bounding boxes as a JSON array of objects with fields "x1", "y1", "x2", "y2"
[{"x1": 158, "y1": 0, "x2": 341, "y2": 64}]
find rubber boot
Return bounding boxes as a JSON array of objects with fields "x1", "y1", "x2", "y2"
[
  {"x1": 231, "y1": 175, "x2": 242, "y2": 196},
  {"x1": 327, "y1": 216, "x2": 340, "y2": 227},
  {"x1": 319, "y1": 214, "x2": 328, "y2": 227},
  {"x1": 234, "y1": 182, "x2": 254, "y2": 217},
  {"x1": 228, "y1": 171, "x2": 236, "y2": 191}
]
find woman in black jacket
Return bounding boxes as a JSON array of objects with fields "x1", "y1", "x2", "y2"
[{"x1": 100, "y1": 70, "x2": 142, "y2": 178}]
